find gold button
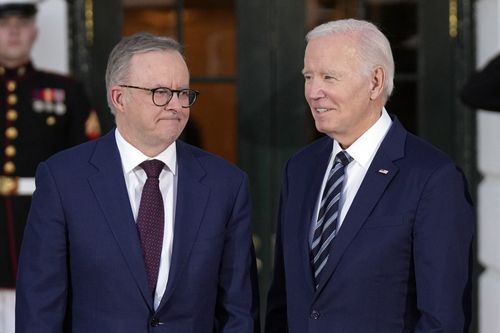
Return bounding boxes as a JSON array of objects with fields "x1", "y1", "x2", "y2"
[
  {"x1": 6, "y1": 109, "x2": 17, "y2": 121},
  {"x1": 0, "y1": 176, "x2": 17, "y2": 195},
  {"x1": 3, "y1": 161, "x2": 15, "y2": 174},
  {"x1": 5, "y1": 145, "x2": 16, "y2": 157},
  {"x1": 7, "y1": 94, "x2": 17, "y2": 105},
  {"x1": 0, "y1": 67, "x2": 5, "y2": 75},
  {"x1": 46, "y1": 116, "x2": 56, "y2": 126},
  {"x1": 6, "y1": 80, "x2": 16, "y2": 92},
  {"x1": 5, "y1": 127, "x2": 18, "y2": 139}
]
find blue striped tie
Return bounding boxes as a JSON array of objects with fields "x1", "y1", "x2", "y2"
[{"x1": 311, "y1": 150, "x2": 352, "y2": 289}]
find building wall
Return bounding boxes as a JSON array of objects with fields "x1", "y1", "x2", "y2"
[{"x1": 475, "y1": 1, "x2": 500, "y2": 332}]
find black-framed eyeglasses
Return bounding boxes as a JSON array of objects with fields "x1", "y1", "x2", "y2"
[{"x1": 119, "y1": 85, "x2": 199, "y2": 108}]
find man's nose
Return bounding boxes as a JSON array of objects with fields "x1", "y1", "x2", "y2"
[
  {"x1": 306, "y1": 80, "x2": 326, "y2": 99},
  {"x1": 7, "y1": 24, "x2": 21, "y2": 33},
  {"x1": 165, "y1": 92, "x2": 182, "y2": 110}
]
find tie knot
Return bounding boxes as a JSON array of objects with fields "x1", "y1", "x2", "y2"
[
  {"x1": 140, "y1": 159, "x2": 165, "y2": 178},
  {"x1": 335, "y1": 151, "x2": 352, "y2": 166}
]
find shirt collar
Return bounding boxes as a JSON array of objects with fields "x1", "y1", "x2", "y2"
[
  {"x1": 115, "y1": 128, "x2": 177, "y2": 175},
  {"x1": 333, "y1": 107, "x2": 392, "y2": 169}
]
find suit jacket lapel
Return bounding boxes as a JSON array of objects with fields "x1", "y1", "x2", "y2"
[
  {"x1": 299, "y1": 137, "x2": 333, "y2": 291},
  {"x1": 314, "y1": 118, "x2": 406, "y2": 297},
  {"x1": 158, "y1": 141, "x2": 209, "y2": 310},
  {"x1": 88, "y1": 130, "x2": 153, "y2": 309}
]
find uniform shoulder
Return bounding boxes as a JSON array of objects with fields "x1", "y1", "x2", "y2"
[{"x1": 33, "y1": 69, "x2": 81, "y2": 86}]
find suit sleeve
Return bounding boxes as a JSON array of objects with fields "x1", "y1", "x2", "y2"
[
  {"x1": 15, "y1": 162, "x2": 68, "y2": 333},
  {"x1": 413, "y1": 162, "x2": 475, "y2": 333},
  {"x1": 264, "y1": 162, "x2": 289, "y2": 333},
  {"x1": 215, "y1": 173, "x2": 260, "y2": 333}
]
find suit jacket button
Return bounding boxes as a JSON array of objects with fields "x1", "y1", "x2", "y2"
[
  {"x1": 311, "y1": 310, "x2": 320, "y2": 320},
  {"x1": 150, "y1": 317, "x2": 160, "y2": 327}
]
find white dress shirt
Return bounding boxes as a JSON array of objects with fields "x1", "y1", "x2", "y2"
[
  {"x1": 311, "y1": 108, "x2": 393, "y2": 242},
  {"x1": 115, "y1": 129, "x2": 177, "y2": 310}
]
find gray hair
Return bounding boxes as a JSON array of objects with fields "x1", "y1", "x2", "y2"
[
  {"x1": 306, "y1": 19, "x2": 395, "y2": 101},
  {"x1": 105, "y1": 32, "x2": 184, "y2": 114}
]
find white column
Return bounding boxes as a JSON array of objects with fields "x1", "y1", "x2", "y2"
[
  {"x1": 475, "y1": 1, "x2": 500, "y2": 332},
  {"x1": 477, "y1": 112, "x2": 500, "y2": 333},
  {"x1": 0, "y1": 289, "x2": 15, "y2": 333}
]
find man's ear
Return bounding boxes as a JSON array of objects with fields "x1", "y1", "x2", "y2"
[
  {"x1": 110, "y1": 86, "x2": 126, "y2": 113},
  {"x1": 370, "y1": 66, "x2": 385, "y2": 100}
]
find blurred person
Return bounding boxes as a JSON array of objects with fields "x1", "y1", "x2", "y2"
[
  {"x1": 16, "y1": 32, "x2": 259, "y2": 333},
  {"x1": 265, "y1": 18, "x2": 474, "y2": 333},
  {"x1": 0, "y1": 0, "x2": 99, "y2": 330}
]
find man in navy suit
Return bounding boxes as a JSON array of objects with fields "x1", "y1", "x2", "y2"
[
  {"x1": 16, "y1": 33, "x2": 259, "y2": 332},
  {"x1": 265, "y1": 19, "x2": 474, "y2": 333}
]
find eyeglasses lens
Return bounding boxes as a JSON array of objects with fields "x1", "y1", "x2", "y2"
[{"x1": 153, "y1": 89, "x2": 197, "y2": 107}]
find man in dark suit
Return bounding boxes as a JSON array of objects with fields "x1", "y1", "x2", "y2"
[
  {"x1": 16, "y1": 32, "x2": 259, "y2": 332},
  {"x1": 265, "y1": 19, "x2": 474, "y2": 333}
]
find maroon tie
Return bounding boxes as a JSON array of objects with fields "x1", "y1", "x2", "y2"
[{"x1": 137, "y1": 159, "x2": 165, "y2": 293}]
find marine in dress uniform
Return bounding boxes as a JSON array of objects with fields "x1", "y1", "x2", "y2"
[{"x1": 0, "y1": 0, "x2": 95, "y2": 289}]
